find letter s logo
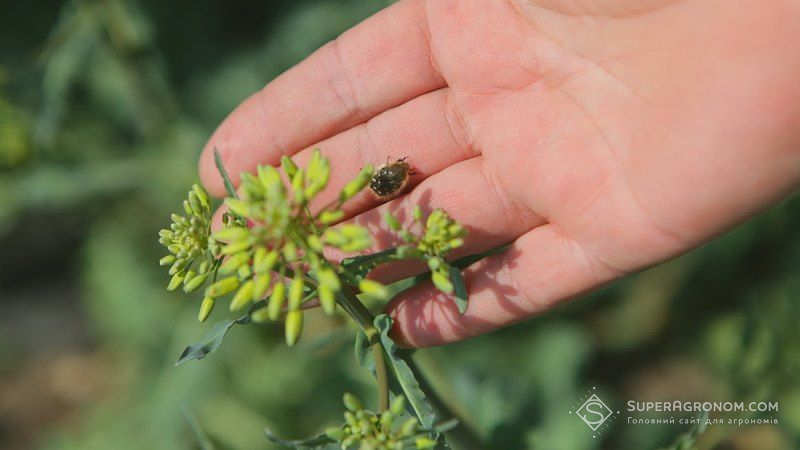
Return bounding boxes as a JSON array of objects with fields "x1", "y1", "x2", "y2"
[{"x1": 578, "y1": 400, "x2": 607, "y2": 427}]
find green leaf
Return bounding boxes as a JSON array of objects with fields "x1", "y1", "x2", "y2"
[
  {"x1": 354, "y1": 330, "x2": 374, "y2": 373},
  {"x1": 214, "y1": 148, "x2": 238, "y2": 199},
  {"x1": 264, "y1": 428, "x2": 338, "y2": 449},
  {"x1": 175, "y1": 307, "x2": 255, "y2": 365},
  {"x1": 374, "y1": 314, "x2": 438, "y2": 429},
  {"x1": 448, "y1": 265, "x2": 468, "y2": 314}
]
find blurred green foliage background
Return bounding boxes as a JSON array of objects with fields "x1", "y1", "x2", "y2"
[{"x1": 0, "y1": 1, "x2": 798, "y2": 449}]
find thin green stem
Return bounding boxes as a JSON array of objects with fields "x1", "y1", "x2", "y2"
[{"x1": 335, "y1": 288, "x2": 390, "y2": 412}]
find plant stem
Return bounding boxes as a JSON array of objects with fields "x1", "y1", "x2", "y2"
[{"x1": 335, "y1": 288, "x2": 390, "y2": 412}]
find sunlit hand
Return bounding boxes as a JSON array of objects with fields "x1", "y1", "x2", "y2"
[{"x1": 199, "y1": 0, "x2": 800, "y2": 347}]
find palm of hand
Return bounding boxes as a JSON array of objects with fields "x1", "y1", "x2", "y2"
[{"x1": 200, "y1": 0, "x2": 800, "y2": 346}]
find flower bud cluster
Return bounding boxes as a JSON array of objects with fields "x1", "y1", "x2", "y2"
[
  {"x1": 384, "y1": 207, "x2": 467, "y2": 295},
  {"x1": 160, "y1": 150, "x2": 376, "y2": 346},
  {"x1": 325, "y1": 394, "x2": 436, "y2": 450},
  {"x1": 158, "y1": 184, "x2": 216, "y2": 294}
]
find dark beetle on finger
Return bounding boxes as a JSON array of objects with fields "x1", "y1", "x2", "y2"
[{"x1": 369, "y1": 157, "x2": 419, "y2": 201}]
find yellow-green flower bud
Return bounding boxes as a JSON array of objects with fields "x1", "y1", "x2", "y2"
[
  {"x1": 340, "y1": 164, "x2": 373, "y2": 201},
  {"x1": 400, "y1": 418, "x2": 418, "y2": 437},
  {"x1": 343, "y1": 392, "x2": 362, "y2": 412},
  {"x1": 250, "y1": 306, "x2": 270, "y2": 323},
  {"x1": 229, "y1": 279, "x2": 254, "y2": 311},
  {"x1": 413, "y1": 206, "x2": 423, "y2": 222},
  {"x1": 416, "y1": 437, "x2": 436, "y2": 449},
  {"x1": 159, "y1": 255, "x2": 176, "y2": 266},
  {"x1": 427, "y1": 257, "x2": 442, "y2": 271},
  {"x1": 289, "y1": 274, "x2": 304, "y2": 310},
  {"x1": 257, "y1": 164, "x2": 282, "y2": 190},
  {"x1": 198, "y1": 296, "x2": 215, "y2": 322},
  {"x1": 220, "y1": 239, "x2": 251, "y2": 255},
  {"x1": 211, "y1": 226, "x2": 249, "y2": 243},
  {"x1": 253, "y1": 249, "x2": 279, "y2": 274},
  {"x1": 167, "y1": 272, "x2": 185, "y2": 291},
  {"x1": 283, "y1": 241, "x2": 297, "y2": 261},
  {"x1": 448, "y1": 238, "x2": 464, "y2": 249},
  {"x1": 431, "y1": 270, "x2": 453, "y2": 294},
  {"x1": 318, "y1": 209, "x2": 344, "y2": 225},
  {"x1": 219, "y1": 251, "x2": 250, "y2": 274},
  {"x1": 307, "y1": 234, "x2": 324, "y2": 253},
  {"x1": 285, "y1": 310, "x2": 303, "y2": 346},
  {"x1": 390, "y1": 395, "x2": 405, "y2": 416},
  {"x1": 317, "y1": 267, "x2": 341, "y2": 292},
  {"x1": 291, "y1": 169, "x2": 305, "y2": 204},
  {"x1": 380, "y1": 411, "x2": 394, "y2": 429},
  {"x1": 319, "y1": 285, "x2": 336, "y2": 315},
  {"x1": 252, "y1": 274, "x2": 271, "y2": 301},
  {"x1": 384, "y1": 212, "x2": 401, "y2": 231},
  {"x1": 192, "y1": 183, "x2": 210, "y2": 209},
  {"x1": 325, "y1": 427, "x2": 345, "y2": 442},
  {"x1": 268, "y1": 282, "x2": 286, "y2": 320},
  {"x1": 359, "y1": 279, "x2": 389, "y2": 301},
  {"x1": 206, "y1": 276, "x2": 240, "y2": 298},
  {"x1": 183, "y1": 272, "x2": 209, "y2": 293},
  {"x1": 280, "y1": 155, "x2": 298, "y2": 178}
]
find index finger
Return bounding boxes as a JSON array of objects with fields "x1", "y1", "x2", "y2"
[{"x1": 199, "y1": 0, "x2": 445, "y2": 196}]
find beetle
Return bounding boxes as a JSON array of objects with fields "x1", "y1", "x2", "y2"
[{"x1": 369, "y1": 157, "x2": 419, "y2": 200}]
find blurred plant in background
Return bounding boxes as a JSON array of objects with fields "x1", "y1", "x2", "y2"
[{"x1": 0, "y1": 0, "x2": 798, "y2": 449}]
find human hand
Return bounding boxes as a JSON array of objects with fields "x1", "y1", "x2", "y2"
[{"x1": 199, "y1": 0, "x2": 800, "y2": 347}]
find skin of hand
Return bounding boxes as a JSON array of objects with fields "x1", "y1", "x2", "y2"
[{"x1": 198, "y1": 0, "x2": 800, "y2": 347}]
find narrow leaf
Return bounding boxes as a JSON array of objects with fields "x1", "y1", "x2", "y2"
[
  {"x1": 214, "y1": 148, "x2": 238, "y2": 199},
  {"x1": 175, "y1": 306, "x2": 255, "y2": 365},
  {"x1": 448, "y1": 265, "x2": 468, "y2": 314},
  {"x1": 374, "y1": 314, "x2": 438, "y2": 429}
]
